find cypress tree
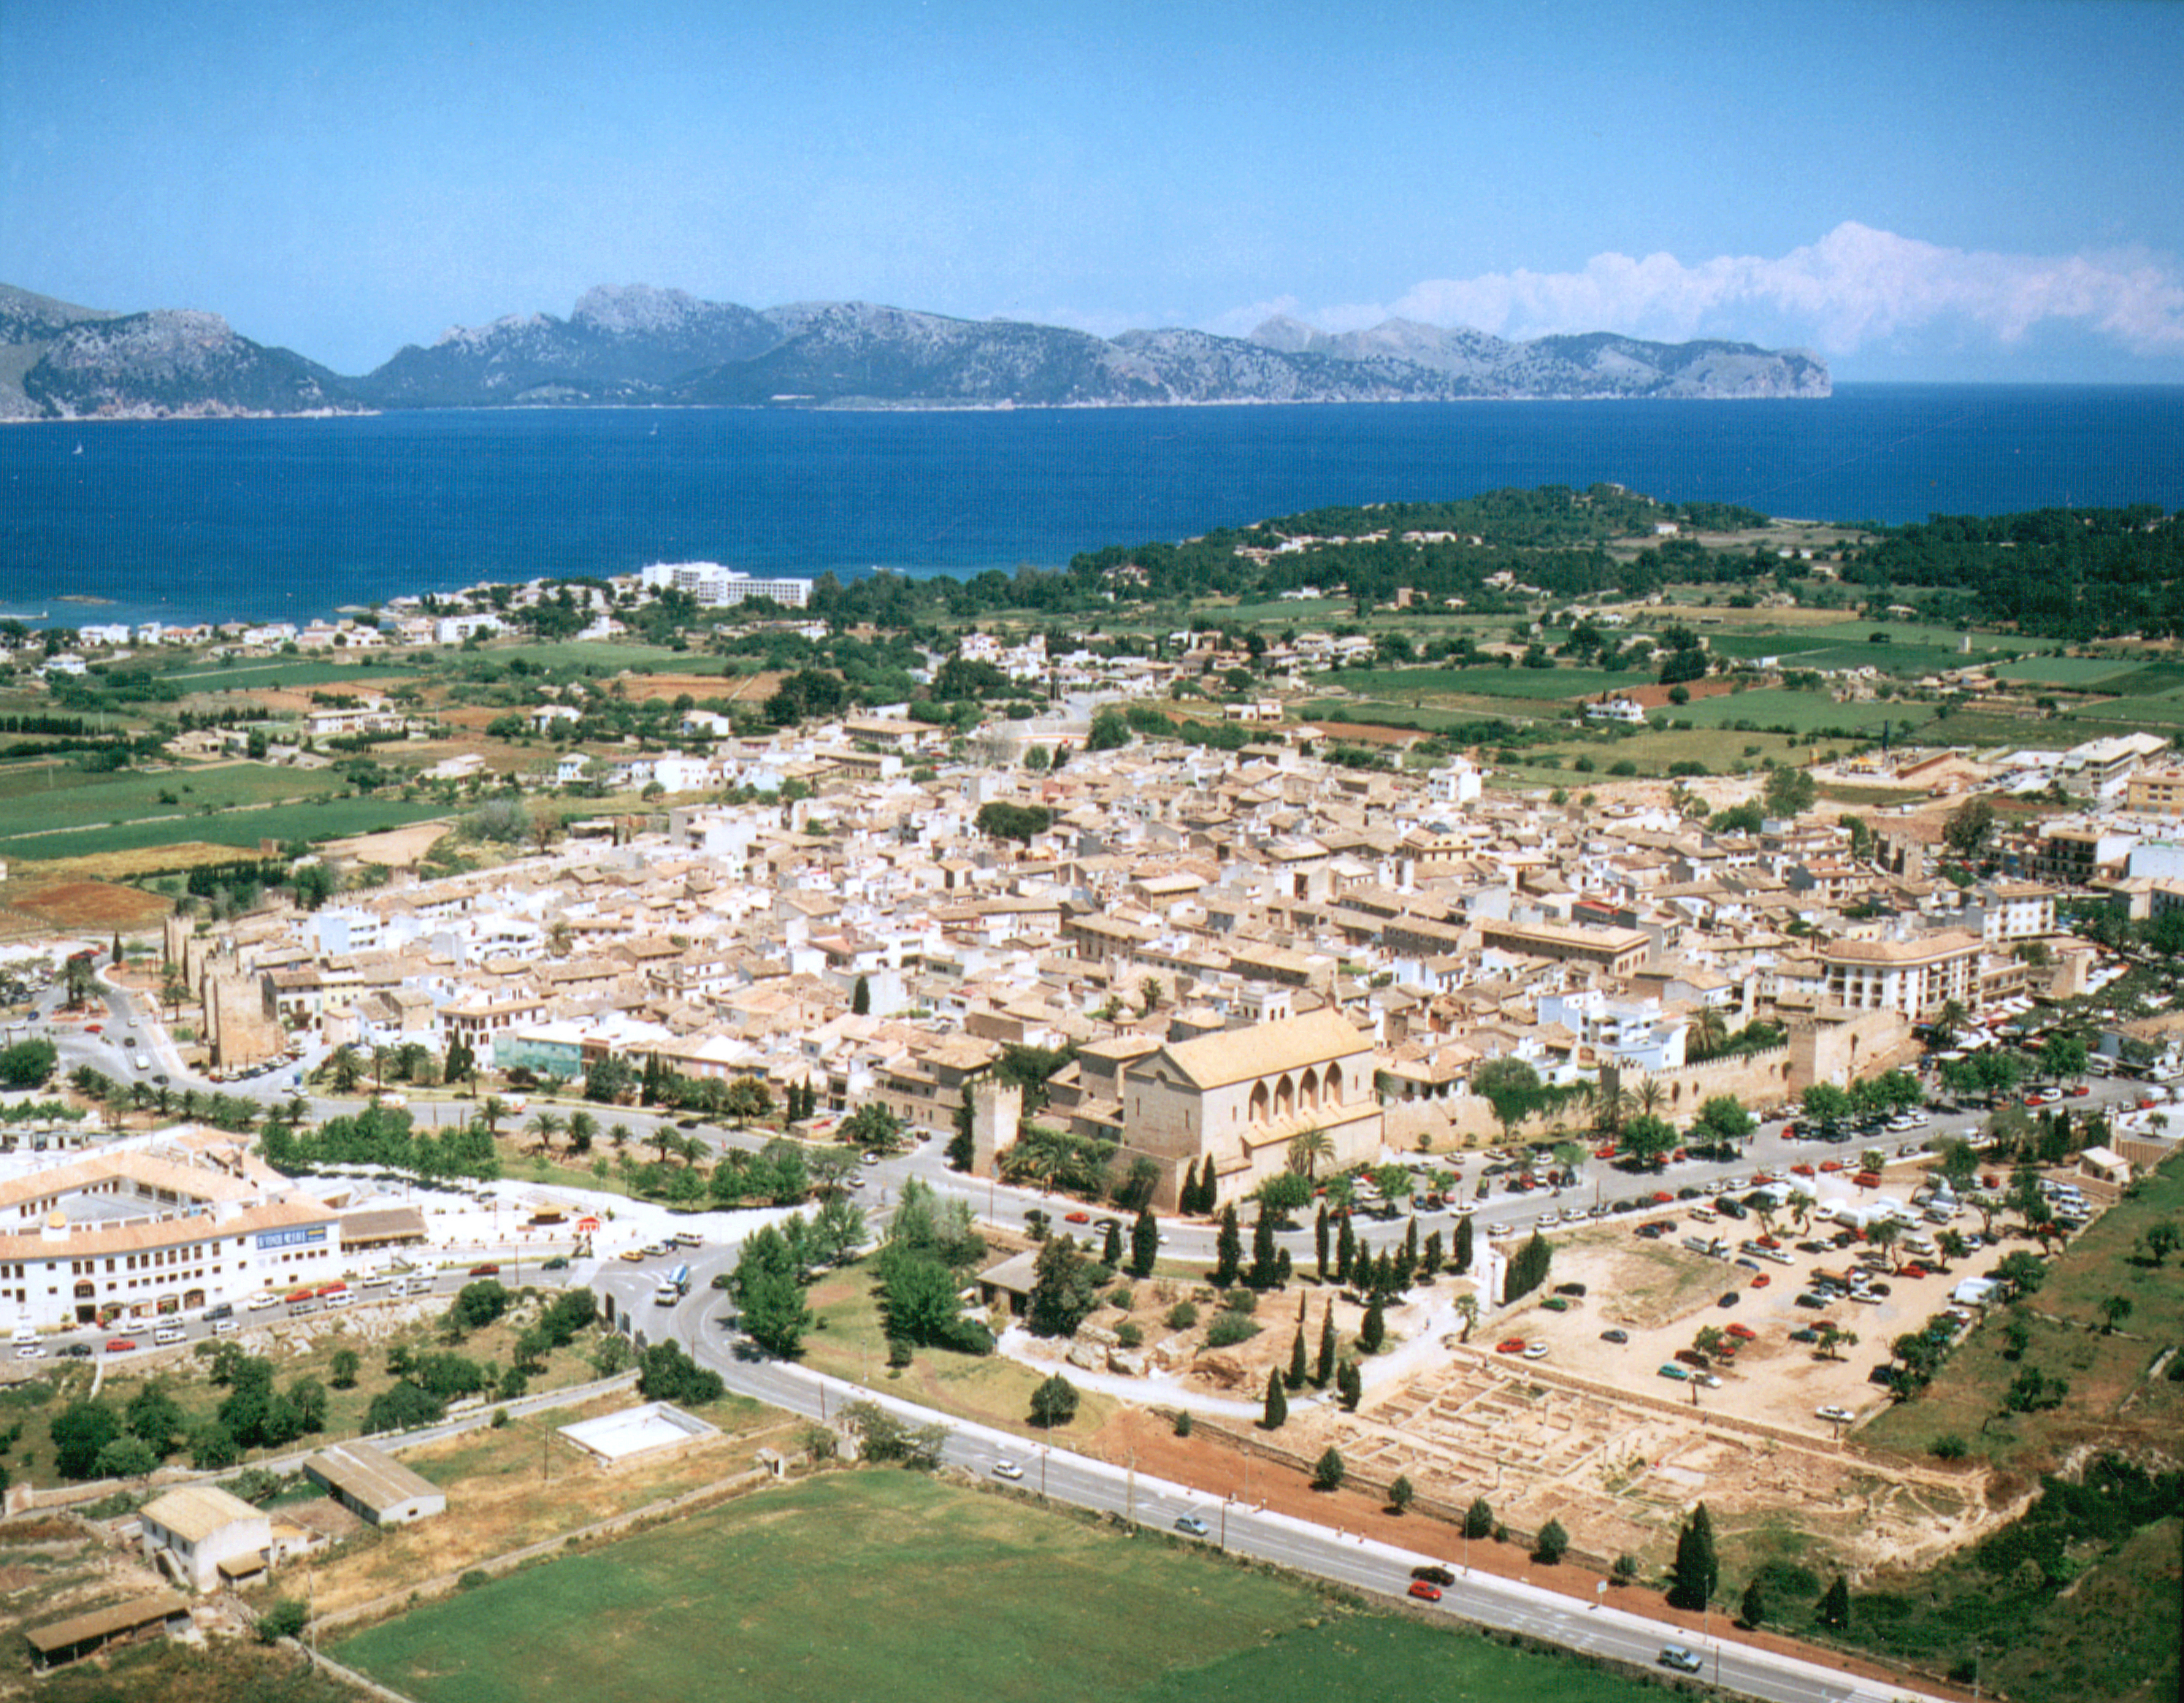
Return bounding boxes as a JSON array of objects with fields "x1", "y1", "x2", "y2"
[
  {"x1": 1421, "y1": 1229, "x2": 1443, "y2": 1278},
  {"x1": 1739, "y1": 1576, "x2": 1767, "y2": 1630},
  {"x1": 1262, "y1": 1367, "x2": 1287, "y2": 1429},
  {"x1": 1311, "y1": 1447, "x2": 1344, "y2": 1490},
  {"x1": 1214, "y1": 1203, "x2": 1241, "y2": 1287},
  {"x1": 1534, "y1": 1518, "x2": 1568, "y2": 1564},
  {"x1": 1129, "y1": 1206, "x2": 1159, "y2": 1278},
  {"x1": 1668, "y1": 1503, "x2": 1720, "y2": 1610},
  {"x1": 1181, "y1": 1157, "x2": 1200, "y2": 1214},
  {"x1": 1374, "y1": 1249, "x2": 1395, "y2": 1295},
  {"x1": 1314, "y1": 1203, "x2": 1330, "y2": 1282},
  {"x1": 1249, "y1": 1206, "x2": 1279, "y2": 1288},
  {"x1": 1316, "y1": 1303, "x2": 1336, "y2": 1385},
  {"x1": 1276, "y1": 1247, "x2": 1292, "y2": 1283},
  {"x1": 1464, "y1": 1497, "x2": 1494, "y2": 1539},
  {"x1": 1455, "y1": 1212, "x2": 1474, "y2": 1275},
  {"x1": 1819, "y1": 1574, "x2": 1850, "y2": 1629},
  {"x1": 1401, "y1": 1214, "x2": 1419, "y2": 1269},
  {"x1": 851, "y1": 974, "x2": 871, "y2": 1015},
  {"x1": 1102, "y1": 1218, "x2": 1124, "y2": 1268},
  {"x1": 1337, "y1": 1360, "x2": 1363, "y2": 1410},
  {"x1": 1360, "y1": 1295, "x2": 1386, "y2": 1353},
  {"x1": 1286, "y1": 1326, "x2": 1307, "y2": 1390},
  {"x1": 1336, "y1": 1214, "x2": 1357, "y2": 1285}
]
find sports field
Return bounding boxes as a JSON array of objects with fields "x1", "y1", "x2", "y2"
[{"x1": 331, "y1": 1471, "x2": 1661, "y2": 1703}]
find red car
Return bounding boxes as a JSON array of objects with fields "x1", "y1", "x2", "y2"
[
  {"x1": 1652, "y1": 1190, "x2": 1674, "y2": 1203},
  {"x1": 1726, "y1": 1323, "x2": 1757, "y2": 1340},
  {"x1": 1790, "y1": 1163, "x2": 1815, "y2": 1177},
  {"x1": 1901, "y1": 1263, "x2": 1928, "y2": 1279},
  {"x1": 1064, "y1": 1211, "x2": 1091, "y2": 1224},
  {"x1": 105, "y1": 1337, "x2": 137, "y2": 1354},
  {"x1": 1749, "y1": 1274, "x2": 1771, "y2": 1288},
  {"x1": 2068, "y1": 1084, "x2": 2091, "y2": 1098},
  {"x1": 1495, "y1": 1338, "x2": 1528, "y2": 1355},
  {"x1": 467, "y1": 1263, "x2": 500, "y2": 1277},
  {"x1": 1819, "y1": 1160, "x2": 1844, "y2": 1174},
  {"x1": 1755, "y1": 1236, "x2": 1781, "y2": 1249},
  {"x1": 1408, "y1": 1579, "x2": 1444, "y2": 1602},
  {"x1": 85, "y1": 1024, "x2": 102, "y2": 1034}
]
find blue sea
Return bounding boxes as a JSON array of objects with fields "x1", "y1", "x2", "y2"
[{"x1": 3, "y1": 385, "x2": 2181, "y2": 629}]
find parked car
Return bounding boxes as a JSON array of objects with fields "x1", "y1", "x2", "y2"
[
  {"x1": 1599, "y1": 1328, "x2": 1629, "y2": 1344},
  {"x1": 1725, "y1": 1323, "x2": 1757, "y2": 1340},
  {"x1": 467, "y1": 1263, "x2": 501, "y2": 1278},
  {"x1": 104, "y1": 1337, "x2": 137, "y2": 1354},
  {"x1": 1658, "y1": 1363, "x2": 1690, "y2": 1381},
  {"x1": 1495, "y1": 1338, "x2": 1528, "y2": 1354},
  {"x1": 1816, "y1": 1405, "x2": 1855, "y2": 1423},
  {"x1": 1717, "y1": 1292, "x2": 1740, "y2": 1308}
]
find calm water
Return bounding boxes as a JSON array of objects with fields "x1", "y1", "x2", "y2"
[{"x1": 3, "y1": 385, "x2": 2180, "y2": 627}]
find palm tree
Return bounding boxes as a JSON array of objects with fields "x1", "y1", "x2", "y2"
[
  {"x1": 1866, "y1": 1219, "x2": 1901, "y2": 1271},
  {"x1": 1635, "y1": 1077, "x2": 1666, "y2": 1121},
  {"x1": 1934, "y1": 998, "x2": 1969, "y2": 1049},
  {"x1": 1589, "y1": 1079, "x2": 1631, "y2": 1137},
  {"x1": 1788, "y1": 1190, "x2": 1815, "y2": 1232},
  {"x1": 369, "y1": 1045, "x2": 391, "y2": 1093},
  {"x1": 546, "y1": 920, "x2": 573, "y2": 958},
  {"x1": 566, "y1": 1110, "x2": 597, "y2": 1156},
  {"x1": 1691, "y1": 1006, "x2": 1729, "y2": 1062},
  {"x1": 527, "y1": 1109, "x2": 565, "y2": 1156},
  {"x1": 1453, "y1": 1293, "x2": 1479, "y2": 1342},
  {"x1": 608, "y1": 1122, "x2": 632, "y2": 1155},
  {"x1": 477, "y1": 1095, "x2": 510, "y2": 1138},
  {"x1": 1287, "y1": 1126, "x2": 1333, "y2": 1179}
]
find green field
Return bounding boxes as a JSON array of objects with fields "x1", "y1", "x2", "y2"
[
  {"x1": 1322, "y1": 665, "x2": 1652, "y2": 701},
  {"x1": 0, "y1": 762, "x2": 348, "y2": 846},
  {"x1": 332, "y1": 1470, "x2": 1663, "y2": 1703},
  {"x1": 2062, "y1": 694, "x2": 2184, "y2": 727},
  {"x1": 0, "y1": 797, "x2": 453, "y2": 862},
  {"x1": 1667, "y1": 689, "x2": 1934, "y2": 735},
  {"x1": 1861, "y1": 1150, "x2": 2184, "y2": 1471},
  {"x1": 1988, "y1": 657, "x2": 2142, "y2": 687},
  {"x1": 160, "y1": 657, "x2": 424, "y2": 691}
]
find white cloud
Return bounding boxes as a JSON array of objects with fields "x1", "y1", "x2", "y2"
[{"x1": 1273, "y1": 223, "x2": 2184, "y2": 354}]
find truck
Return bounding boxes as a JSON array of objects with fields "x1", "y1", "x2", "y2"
[{"x1": 655, "y1": 1262, "x2": 692, "y2": 1305}]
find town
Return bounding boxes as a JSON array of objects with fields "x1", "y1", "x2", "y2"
[{"x1": 0, "y1": 515, "x2": 2180, "y2": 1703}]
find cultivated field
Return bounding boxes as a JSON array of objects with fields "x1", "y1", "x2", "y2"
[{"x1": 330, "y1": 1468, "x2": 1666, "y2": 1703}]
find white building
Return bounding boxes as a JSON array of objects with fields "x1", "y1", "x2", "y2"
[
  {"x1": 1585, "y1": 698, "x2": 1648, "y2": 726},
  {"x1": 139, "y1": 1486, "x2": 272, "y2": 1592},
  {"x1": 640, "y1": 562, "x2": 812, "y2": 609}
]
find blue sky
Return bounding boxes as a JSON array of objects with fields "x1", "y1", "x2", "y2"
[{"x1": 4, "y1": 0, "x2": 2180, "y2": 380}]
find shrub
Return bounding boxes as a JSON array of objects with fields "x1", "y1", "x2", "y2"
[
  {"x1": 1311, "y1": 1447, "x2": 1345, "y2": 1490},
  {"x1": 1609, "y1": 759, "x2": 1638, "y2": 776},
  {"x1": 1165, "y1": 1301, "x2": 1199, "y2": 1331},
  {"x1": 1204, "y1": 1314, "x2": 1262, "y2": 1349},
  {"x1": 1931, "y1": 1434, "x2": 1969, "y2": 1461},
  {"x1": 1114, "y1": 1322, "x2": 1143, "y2": 1349},
  {"x1": 256, "y1": 1599, "x2": 308, "y2": 1642}
]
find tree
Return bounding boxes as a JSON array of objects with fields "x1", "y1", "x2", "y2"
[
  {"x1": 50, "y1": 1399, "x2": 120, "y2": 1479},
  {"x1": 1311, "y1": 1446, "x2": 1344, "y2": 1490},
  {"x1": 1287, "y1": 1125, "x2": 1333, "y2": 1179},
  {"x1": 1693, "y1": 1094, "x2": 1754, "y2": 1146},
  {"x1": 1761, "y1": 764, "x2": 1817, "y2": 818},
  {"x1": 1336, "y1": 1360, "x2": 1363, "y2": 1411},
  {"x1": 1127, "y1": 1206, "x2": 1160, "y2": 1278},
  {"x1": 1286, "y1": 1326, "x2": 1309, "y2": 1391},
  {"x1": 1533, "y1": 1518, "x2": 1569, "y2": 1565},
  {"x1": 0, "y1": 1037, "x2": 58, "y2": 1089},
  {"x1": 1454, "y1": 1212, "x2": 1474, "y2": 1275},
  {"x1": 1472, "y1": 1055, "x2": 1545, "y2": 1143},
  {"x1": 2100, "y1": 1293, "x2": 2134, "y2": 1333},
  {"x1": 256, "y1": 1599, "x2": 310, "y2": 1644},
  {"x1": 1102, "y1": 1217, "x2": 1124, "y2": 1268},
  {"x1": 1390, "y1": 1474, "x2": 1415, "y2": 1515},
  {"x1": 1819, "y1": 1574, "x2": 1851, "y2": 1629},
  {"x1": 1503, "y1": 1231, "x2": 1552, "y2": 1304},
  {"x1": 1087, "y1": 707, "x2": 1130, "y2": 751},
  {"x1": 1214, "y1": 1203, "x2": 1242, "y2": 1287},
  {"x1": 1618, "y1": 1112, "x2": 1679, "y2": 1171},
  {"x1": 851, "y1": 974, "x2": 871, "y2": 1016},
  {"x1": 735, "y1": 1229, "x2": 814, "y2": 1359},
  {"x1": 1465, "y1": 1497, "x2": 1495, "y2": 1539},
  {"x1": 1360, "y1": 1295, "x2": 1387, "y2": 1353},
  {"x1": 330, "y1": 1348, "x2": 361, "y2": 1390},
  {"x1": 1030, "y1": 1372, "x2": 1080, "y2": 1430},
  {"x1": 1740, "y1": 1575, "x2": 1769, "y2": 1629},
  {"x1": 1027, "y1": 1235, "x2": 1098, "y2": 1338},
  {"x1": 948, "y1": 1086, "x2": 977, "y2": 1171},
  {"x1": 1668, "y1": 1503, "x2": 1719, "y2": 1611},
  {"x1": 1944, "y1": 797, "x2": 1998, "y2": 861},
  {"x1": 1800, "y1": 1081, "x2": 1854, "y2": 1137}
]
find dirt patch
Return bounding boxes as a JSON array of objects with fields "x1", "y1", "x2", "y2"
[
  {"x1": 6, "y1": 880, "x2": 172, "y2": 930},
  {"x1": 1298, "y1": 721, "x2": 1426, "y2": 746},
  {"x1": 321, "y1": 821, "x2": 454, "y2": 868},
  {"x1": 3, "y1": 843, "x2": 250, "y2": 884}
]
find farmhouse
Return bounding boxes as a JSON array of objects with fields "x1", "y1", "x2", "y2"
[
  {"x1": 139, "y1": 1485, "x2": 272, "y2": 1591},
  {"x1": 304, "y1": 1441, "x2": 447, "y2": 1526}
]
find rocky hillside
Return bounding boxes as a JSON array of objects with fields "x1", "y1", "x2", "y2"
[
  {"x1": 0, "y1": 286, "x2": 358, "y2": 420},
  {"x1": 0, "y1": 280, "x2": 1830, "y2": 416}
]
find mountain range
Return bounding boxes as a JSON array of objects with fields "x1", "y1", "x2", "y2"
[{"x1": 0, "y1": 281, "x2": 1829, "y2": 418}]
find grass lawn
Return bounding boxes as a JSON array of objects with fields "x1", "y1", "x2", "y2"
[
  {"x1": 332, "y1": 1469, "x2": 1666, "y2": 1703},
  {"x1": 797, "y1": 1262, "x2": 1121, "y2": 1439},
  {"x1": 1532, "y1": 726, "x2": 1804, "y2": 776},
  {"x1": 161, "y1": 657, "x2": 424, "y2": 691},
  {"x1": 2062, "y1": 694, "x2": 2184, "y2": 727}
]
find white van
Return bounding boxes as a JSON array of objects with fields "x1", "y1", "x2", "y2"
[{"x1": 153, "y1": 1323, "x2": 185, "y2": 1346}]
